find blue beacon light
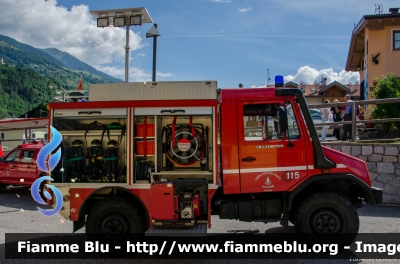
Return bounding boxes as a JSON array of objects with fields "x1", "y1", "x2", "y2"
[{"x1": 275, "y1": 75, "x2": 284, "y2": 88}]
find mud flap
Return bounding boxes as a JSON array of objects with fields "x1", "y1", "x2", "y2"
[
  {"x1": 73, "y1": 215, "x2": 85, "y2": 233},
  {"x1": 371, "y1": 187, "x2": 383, "y2": 205}
]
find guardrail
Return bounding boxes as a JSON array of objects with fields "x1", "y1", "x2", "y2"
[
  {"x1": 309, "y1": 98, "x2": 400, "y2": 141},
  {"x1": 55, "y1": 89, "x2": 89, "y2": 102}
]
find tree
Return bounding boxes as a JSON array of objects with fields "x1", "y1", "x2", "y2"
[{"x1": 370, "y1": 73, "x2": 400, "y2": 131}]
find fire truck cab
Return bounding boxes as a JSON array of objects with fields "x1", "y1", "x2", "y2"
[
  {"x1": 0, "y1": 139, "x2": 45, "y2": 188},
  {"x1": 47, "y1": 80, "x2": 382, "y2": 244}
]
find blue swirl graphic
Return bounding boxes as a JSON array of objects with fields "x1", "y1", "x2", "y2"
[
  {"x1": 31, "y1": 176, "x2": 64, "y2": 217},
  {"x1": 37, "y1": 126, "x2": 62, "y2": 172},
  {"x1": 32, "y1": 126, "x2": 64, "y2": 217}
]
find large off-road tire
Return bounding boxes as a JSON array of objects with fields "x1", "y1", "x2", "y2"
[
  {"x1": 85, "y1": 196, "x2": 146, "y2": 244},
  {"x1": 295, "y1": 191, "x2": 359, "y2": 246}
]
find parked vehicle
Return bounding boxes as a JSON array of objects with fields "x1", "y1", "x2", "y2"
[
  {"x1": 0, "y1": 139, "x2": 45, "y2": 189},
  {"x1": 41, "y1": 81, "x2": 381, "y2": 245},
  {"x1": 309, "y1": 108, "x2": 334, "y2": 136}
]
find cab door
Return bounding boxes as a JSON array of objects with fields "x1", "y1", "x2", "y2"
[
  {"x1": 237, "y1": 101, "x2": 309, "y2": 193},
  {"x1": 18, "y1": 149, "x2": 36, "y2": 185},
  {"x1": 0, "y1": 149, "x2": 21, "y2": 184}
]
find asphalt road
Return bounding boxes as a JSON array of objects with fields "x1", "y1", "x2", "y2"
[{"x1": 1, "y1": 186, "x2": 399, "y2": 264}]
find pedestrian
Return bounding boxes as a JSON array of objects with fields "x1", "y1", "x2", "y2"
[
  {"x1": 321, "y1": 99, "x2": 331, "y2": 142},
  {"x1": 341, "y1": 94, "x2": 353, "y2": 141},
  {"x1": 332, "y1": 99, "x2": 342, "y2": 140}
]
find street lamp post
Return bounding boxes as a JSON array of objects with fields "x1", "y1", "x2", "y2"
[
  {"x1": 125, "y1": 20, "x2": 130, "y2": 83},
  {"x1": 90, "y1": 8, "x2": 153, "y2": 83},
  {"x1": 146, "y1": 24, "x2": 161, "y2": 82}
]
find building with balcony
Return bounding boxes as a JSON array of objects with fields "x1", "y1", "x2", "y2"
[{"x1": 345, "y1": 7, "x2": 400, "y2": 115}]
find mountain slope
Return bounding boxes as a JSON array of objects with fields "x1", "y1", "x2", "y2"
[
  {"x1": 0, "y1": 35, "x2": 64, "y2": 68},
  {"x1": 0, "y1": 35, "x2": 121, "y2": 90},
  {"x1": 0, "y1": 64, "x2": 59, "y2": 118},
  {"x1": 41, "y1": 48, "x2": 122, "y2": 83}
]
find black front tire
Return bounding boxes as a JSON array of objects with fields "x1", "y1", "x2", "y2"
[
  {"x1": 85, "y1": 197, "x2": 146, "y2": 244},
  {"x1": 295, "y1": 191, "x2": 359, "y2": 245}
]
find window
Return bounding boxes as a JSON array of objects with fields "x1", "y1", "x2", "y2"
[
  {"x1": 0, "y1": 133, "x2": 3, "y2": 140},
  {"x1": 285, "y1": 103, "x2": 301, "y2": 140},
  {"x1": 6, "y1": 150, "x2": 21, "y2": 162},
  {"x1": 20, "y1": 150, "x2": 34, "y2": 163},
  {"x1": 243, "y1": 102, "x2": 301, "y2": 141},
  {"x1": 393, "y1": 30, "x2": 400, "y2": 50}
]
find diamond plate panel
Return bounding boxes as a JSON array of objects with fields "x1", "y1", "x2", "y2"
[
  {"x1": 89, "y1": 81, "x2": 217, "y2": 101},
  {"x1": 89, "y1": 83, "x2": 143, "y2": 101}
]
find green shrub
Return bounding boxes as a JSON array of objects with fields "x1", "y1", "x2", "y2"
[{"x1": 370, "y1": 73, "x2": 400, "y2": 131}]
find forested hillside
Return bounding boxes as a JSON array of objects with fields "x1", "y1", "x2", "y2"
[
  {"x1": 0, "y1": 63, "x2": 62, "y2": 118},
  {"x1": 0, "y1": 35, "x2": 123, "y2": 118}
]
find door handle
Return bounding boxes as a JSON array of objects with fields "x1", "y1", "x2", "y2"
[
  {"x1": 27, "y1": 166, "x2": 31, "y2": 168},
  {"x1": 242, "y1": 156, "x2": 256, "y2": 162},
  {"x1": 160, "y1": 109, "x2": 186, "y2": 113},
  {"x1": 12, "y1": 165, "x2": 17, "y2": 168}
]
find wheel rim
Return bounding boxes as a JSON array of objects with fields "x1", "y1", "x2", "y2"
[
  {"x1": 98, "y1": 213, "x2": 130, "y2": 241},
  {"x1": 311, "y1": 209, "x2": 342, "y2": 234}
]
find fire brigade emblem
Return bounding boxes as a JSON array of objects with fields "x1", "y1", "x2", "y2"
[
  {"x1": 255, "y1": 172, "x2": 281, "y2": 191},
  {"x1": 263, "y1": 177, "x2": 273, "y2": 188}
]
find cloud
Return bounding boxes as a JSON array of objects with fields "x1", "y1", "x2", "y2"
[
  {"x1": 137, "y1": 53, "x2": 146, "y2": 57},
  {"x1": 238, "y1": 7, "x2": 252, "y2": 12},
  {"x1": 0, "y1": 0, "x2": 143, "y2": 69},
  {"x1": 156, "y1": 72, "x2": 173, "y2": 78},
  {"x1": 284, "y1": 66, "x2": 360, "y2": 85}
]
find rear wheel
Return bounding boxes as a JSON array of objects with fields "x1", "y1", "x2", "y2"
[
  {"x1": 85, "y1": 197, "x2": 146, "y2": 244},
  {"x1": 295, "y1": 191, "x2": 359, "y2": 245}
]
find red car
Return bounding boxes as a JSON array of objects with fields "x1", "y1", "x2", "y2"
[{"x1": 0, "y1": 140, "x2": 45, "y2": 189}]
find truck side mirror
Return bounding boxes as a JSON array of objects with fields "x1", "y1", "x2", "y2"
[
  {"x1": 278, "y1": 107, "x2": 288, "y2": 133},
  {"x1": 0, "y1": 157, "x2": 4, "y2": 162}
]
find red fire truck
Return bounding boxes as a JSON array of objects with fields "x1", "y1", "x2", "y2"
[{"x1": 46, "y1": 80, "x2": 382, "y2": 244}]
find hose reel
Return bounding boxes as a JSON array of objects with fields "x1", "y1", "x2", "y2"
[{"x1": 165, "y1": 124, "x2": 207, "y2": 166}]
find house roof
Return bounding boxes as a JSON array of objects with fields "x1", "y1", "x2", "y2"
[
  {"x1": 284, "y1": 81, "x2": 298, "y2": 88},
  {"x1": 0, "y1": 118, "x2": 48, "y2": 131},
  {"x1": 319, "y1": 81, "x2": 350, "y2": 93},
  {"x1": 302, "y1": 83, "x2": 360, "y2": 98},
  {"x1": 346, "y1": 11, "x2": 400, "y2": 71},
  {"x1": 267, "y1": 81, "x2": 361, "y2": 98}
]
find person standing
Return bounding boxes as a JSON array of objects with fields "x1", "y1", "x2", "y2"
[
  {"x1": 321, "y1": 99, "x2": 330, "y2": 142},
  {"x1": 341, "y1": 94, "x2": 353, "y2": 141},
  {"x1": 332, "y1": 99, "x2": 342, "y2": 140}
]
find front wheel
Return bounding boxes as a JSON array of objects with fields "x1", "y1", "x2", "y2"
[
  {"x1": 85, "y1": 197, "x2": 146, "y2": 244},
  {"x1": 295, "y1": 191, "x2": 359, "y2": 245}
]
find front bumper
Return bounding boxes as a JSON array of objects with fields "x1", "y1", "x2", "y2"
[{"x1": 371, "y1": 187, "x2": 383, "y2": 205}]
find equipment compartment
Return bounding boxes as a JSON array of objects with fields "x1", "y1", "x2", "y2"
[
  {"x1": 132, "y1": 108, "x2": 214, "y2": 185},
  {"x1": 52, "y1": 109, "x2": 128, "y2": 184}
]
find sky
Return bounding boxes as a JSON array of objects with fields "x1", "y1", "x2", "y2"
[{"x1": 0, "y1": 0, "x2": 398, "y2": 88}]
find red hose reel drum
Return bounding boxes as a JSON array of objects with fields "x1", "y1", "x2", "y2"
[{"x1": 165, "y1": 126, "x2": 206, "y2": 166}]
